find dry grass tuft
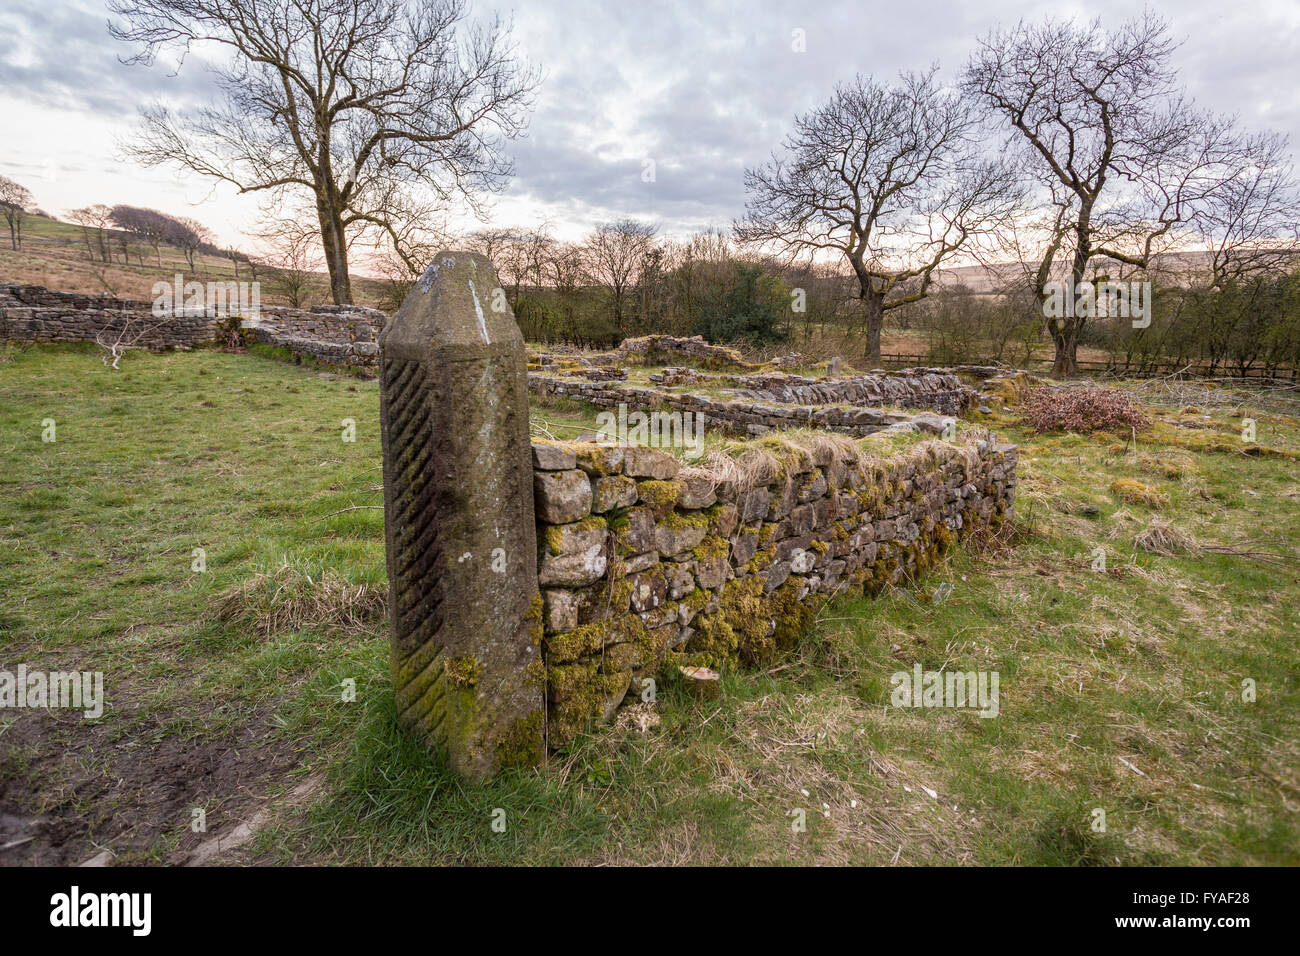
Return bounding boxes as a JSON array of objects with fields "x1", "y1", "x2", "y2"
[
  {"x1": 1138, "y1": 453, "x2": 1196, "y2": 480},
  {"x1": 213, "y1": 562, "x2": 388, "y2": 636},
  {"x1": 1134, "y1": 518, "x2": 1200, "y2": 556},
  {"x1": 1110, "y1": 478, "x2": 1169, "y2": 509}
]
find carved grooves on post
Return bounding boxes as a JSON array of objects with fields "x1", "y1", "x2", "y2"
[{"x1": 384, "y1": 357, "x2": 452, "y2": 738}]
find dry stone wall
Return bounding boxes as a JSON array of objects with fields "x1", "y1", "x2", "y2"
[
  {"x1": 531, "y1": 433, "x2": 1018, "y2": 747},
  {"x1": 0, "y1": 283, "x2": 221, "y2": 349},
  {"x1": 530, "y1": 369, "x2": 976, "y2": 438},
  {"x1": 0, "y1": 282, "x2": 384, "y2": 366},
  {"x1": 244, "y1": 306, "x2": 385, "y2": 368},
  {"x1": 727, "y1": 370, "x2": 976, "y2": 415},
  {"x1": 530, "y1": 334, "x2": 758, "y2": 371}
]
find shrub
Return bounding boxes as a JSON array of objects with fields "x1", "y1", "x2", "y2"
[
  {"x1": 1023, "y1": 385, "x2": 1148, "y2": 434},
  {"x1": 692, "y1": 263, "x2": 789, "y2": 346}
]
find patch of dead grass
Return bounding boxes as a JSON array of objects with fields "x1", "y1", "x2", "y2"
[{"x1": 213, "y1": 563, "x2": 388, "y2": 636}]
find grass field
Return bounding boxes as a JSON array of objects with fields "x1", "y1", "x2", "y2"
[{"x1": 1, "y1": 343, "x2": 1297, "y2": 865}]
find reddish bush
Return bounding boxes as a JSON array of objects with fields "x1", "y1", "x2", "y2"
[{"x1": 1023, "y1": 385, "x2": 1149, "y2": 434}]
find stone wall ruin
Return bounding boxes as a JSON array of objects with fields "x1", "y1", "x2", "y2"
[
  {"x1": 5, "y1": 272, "x2": 1020, "y2": 777},
  {"x1": 531, "y1": 434, "x2": 1017, "y2": 746}
]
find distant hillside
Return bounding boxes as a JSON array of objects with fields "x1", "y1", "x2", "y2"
[
  {"x1": 0, "y1": 213, "x2": 389, "y2": 309},
  {"x1": 933, "y1": 249, "x2": 1266, "y2": 293}
]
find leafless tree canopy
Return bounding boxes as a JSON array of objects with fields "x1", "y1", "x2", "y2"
[
  {"x1": 110, "y1": 204, "x2": 173, "y2": 266},
  {"x1": 67, "y1": 205, "x2": 116, "y2": 263},
  {"x1": 1192, "y1": 131, "x2": 1300, "y2": 289},
  {"x1": 735, "y1": 68, "x2": 1019, "y2": 364},
  {"x1": 108, "y1": 0, "x2": 540, "y2": 304},
  {"x1": 964, "y1": 12, "x2": 1298, "y2": 373},
  {"x1": 583, "y1": 219, "x2": 657, "y2": 332}
]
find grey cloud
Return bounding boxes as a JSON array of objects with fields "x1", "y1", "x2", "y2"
[
  {"x1": 0, "y1": 0, "x2": 223, "y2": 116},
  {"x1": 3, "y1": 0, "x2": 1297, "y2": 240}
]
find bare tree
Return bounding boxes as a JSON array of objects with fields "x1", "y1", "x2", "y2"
[
  {"x1": 0, "y1": 175, "x2": 33, "y2": 251},
  {"x1": 256, "y1": 218, "x2": 325, "y2": 308},
  {"x1": 96, "y1": 318, "x2": 166, "y2": 369},
  {"x1": 547, "y1": 240, "x2": 588, "y2": 295},
  {"x1": 964, "y1": 13, "x2": 1292, "y2": 373},
  {"x1": 108, "y1": 0, "x2": 539, "y2": 305},
  {"x1": 521, "y1": 224, "x2": 554, "y2": 293},
  {"x1": 67, "y1": 205, "x2": 115, "y2": 263},
  {"x1": 369, "y1": 219, "x2": 451, "y2": 311},
  {"x1": 1191, "y1": 130, "x2": 1300, "y2": 289},
  {"x1": 169, "y1": 216, "x2": 214, "y2": 271},
  {"x1": 223, "y1": 246, "x2": 249, "y2": 278},
  {"x1": 585, "y1": 218, "x2": 657, "y2": 332},
  {"x1": 736, "y1": 69, "x2": 1017, "y2": 365},
  {"x1": 671, "y1": 228, "x2": 735, "y2": 334},
  {"x1": 110, "y1": 205, "x2": 170, "y2": 266},
  {"x1": 544, "y1": 240, "x2": 588, "y2": 331},
  {"x1": 479, "y1": 223, "x2": 554, "y2": 307}
]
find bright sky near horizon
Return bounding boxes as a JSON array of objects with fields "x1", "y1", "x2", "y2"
[{"x1": 1, "y1": 0, "x2": 1297, "y2": 255}]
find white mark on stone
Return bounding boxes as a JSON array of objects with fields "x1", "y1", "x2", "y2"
[
  {"x1": 458, "y1": 551, "x2": 472, "y2": 563},
  {"x1": 418, "y1": 261, "x2": 439, "y2": 292},
  {"x1": 468, "y1": 279, "x2": 490, "y2": 344},
  {"x1": 582, "y1": 545, "x2": 606, "y2": 576}
]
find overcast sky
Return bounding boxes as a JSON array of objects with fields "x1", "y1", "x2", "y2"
[{"x1": 1, "y1": 0, "x2": 1297, "y2": 252}]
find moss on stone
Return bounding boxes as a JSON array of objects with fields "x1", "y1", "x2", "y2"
[
  {"x1": 495, "y1": 711, "x2": 545, "y2": 769},
  {"x1": 547, "y1": 659, "x2": 600, "y2": 701},
  {"x1": 744, "y1": 546, "x2": 777, "y2": 576},
  {"x1": 684, "y1": 608, "x2": 738, "y2": 667},
  {"x1": 661, "y1": 509, "x2": 708, "y2": 531},
  {"x1": 721, "y1": 575, "x2": 776, "y2": 665},
  {"x1": 683, "y1": 586, "x2": 711, "y2": 612},
  {"x1": 575, "y1": 444, "x2": 623, "y2": 475},
  {"x1": 575, "y1": 514, "x2": 609, "y2": 534},
  {"x1": 549, "y1": 670, "x2": 632, "y2": 745},
  {"x1": 637, "y1": 478, "x2": 684, "y2": 516},
  {"x1": 769, "y1": 579, "x2": 819, "y2": 651},
  {"x1": 444, "y1": 656, "x2": 481, "y2": 687},
  {"x1": 544, "y1": 515, "x2": 607, "y2": 555},
  {"x1": 527, "y1": 592, "x2": 544, "y2": 647},
  {"x1": 545, "y1": 613, "x2": 647, "y2": 664},
  {"x1": 692, "y1": 534, "x2": 729, "y2": 564},
  {"x1": 609, "y1": 576, "x2": 635, "y2": 612}
]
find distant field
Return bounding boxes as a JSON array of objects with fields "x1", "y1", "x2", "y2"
[{"x1": 1, "y1": 342, "x2": 1296, "y2": 865}]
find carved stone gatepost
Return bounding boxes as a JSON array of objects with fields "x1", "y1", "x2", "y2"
[{"x1": 379, "y1": 251, "x2": 544, "y2": 779}]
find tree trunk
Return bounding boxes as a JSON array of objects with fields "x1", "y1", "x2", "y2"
[
  {"x1": 862, "y1": 293, "x2": 884, "y2": 367},
  {"x1": 316, "y1": 185, "x2": 353, "y2": 306},
  {"x1": 1050, "y1": 234, "x2": 1093, "y2": 376},
  {"x1": 1050, "y1": 321, "x2": 1080, "y2": 376}
]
